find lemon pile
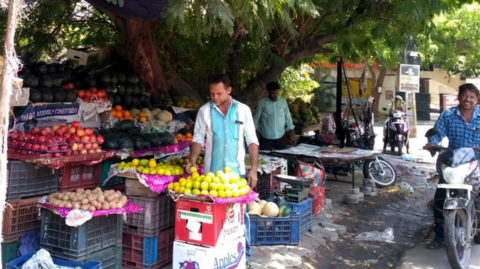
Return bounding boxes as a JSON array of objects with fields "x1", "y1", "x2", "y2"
[
  {"x1": 168, "y1": 167, "x2": 250, "y2": 198},
  {"x1": 116, "y1": 158, "x2": 185, "y2": 176}
]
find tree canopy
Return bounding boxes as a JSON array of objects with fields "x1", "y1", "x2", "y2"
[
  {"x1": 6, "y1": 0, "x2": 474, "y2": 106},
  {"x1": 418, "y1": 2, "x2": 480, "y2": 77}
]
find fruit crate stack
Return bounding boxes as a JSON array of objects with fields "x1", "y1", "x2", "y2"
[
  {"x1": 58, "y1": 162, "x2": 102, "y2": 192},
  {"x1": 2, "y1": 160, "x2": 58, "y2": 266},
  {"x1": 39, "y1": 209, "x2": 123, "y2": 269},
  {"x1": 122, "y1": 194, "x2": 176, "y2": 268},
  {"x1": 172, "y1": 198, "x2": 247, "y2": 269},
  {"x1": 100, "y1": 159, "x2": 125, "y2": 191}
]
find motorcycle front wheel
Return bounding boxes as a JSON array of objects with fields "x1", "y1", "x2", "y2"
[
  {"x1": 444, "y1": 209, "x2": 472, "y2": 269},
  {"x1": 363, "y1": 156, "x2": 397, "y2": 188}
]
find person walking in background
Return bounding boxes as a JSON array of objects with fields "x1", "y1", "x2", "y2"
[
  {"x1": 253, "y1": 81, "x2": 295, "y2": 150},
  {"x1": 187, "y1": 74, "x2": 259, "y2": 269}
]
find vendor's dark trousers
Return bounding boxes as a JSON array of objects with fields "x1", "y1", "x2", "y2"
[{"x1": 259, "y1": 135, "x2": 287, "y2": 151}]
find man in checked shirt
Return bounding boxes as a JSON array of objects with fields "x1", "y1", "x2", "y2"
[{"x1": 424, "y1": 83, "x2": 480, "y2": 249}]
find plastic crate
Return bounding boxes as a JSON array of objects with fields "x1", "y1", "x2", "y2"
[
  {"x1": 100, "y1": 159, "x2": 124, "y2": 189},
  {"x1": 254, "y1": 168, "x2": 281, "y2": 195},
  {"x1": 58, "y1": 162, "x2": 101, "y2": 192},
  {"x1": 2, "y1": 240, "x2": 20, "y2": 268},
  {"x1": 287, "y1": 198, "x2": 313, "y2": 235},
  {"x1": 6, "y1": 251, "x2": 101, "y2": 269},
  {"x1": 6, "y1": 160, "x2": 58, "y2": 201},
  {"x1": 2, "y1": 196, "x2": 41, "y2": 243},
  {"x1": 172, "y1": 111, "x2": 191, "y2": 124},
  {"x1": 40, "y1": 209, "x2": 122, "y2": 259},
  {"x1": 250, "y1": 213, "x2": 300, "y2": 245},
  {"x1": 124, "y1": 195, "x2": 175, "y2": 237},
  {"x1": 122, "y1": 227, "x2": 174, "y2": 268}
]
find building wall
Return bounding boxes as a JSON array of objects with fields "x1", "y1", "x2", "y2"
[{"x1": 421, "y1": 67, "x2": 465, "y2": 91}]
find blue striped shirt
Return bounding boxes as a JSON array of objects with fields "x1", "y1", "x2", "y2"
[{"x1": 429, "y1": 106, "x2": 480, "y2": 150}]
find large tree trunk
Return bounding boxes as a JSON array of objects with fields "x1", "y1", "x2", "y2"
[{"x1": 96, "y1": 8, "x2": 169, "y2": 102}]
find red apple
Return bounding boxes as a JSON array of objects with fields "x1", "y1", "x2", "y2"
[
  {"x1": 33, "y1": 151, "x2": 41, "y2": 157},
  {"x1": 92, "y1": 143, "x2": 99, "y2": 149},
  {"x1": 95, "y1": 148, "x2": 102, "y2": 153},
  {"x1": 63, "y1": 133, "x2": 71, "y2": 139},
  {"x1": 32, "y1": 144, "x2": 40, "y2": 150},
  {"x1": 20, "y1": 150, "x2": 28, "y2": 155},
  {"x1": 59, "y1": 125, "x2": 67, "y2": 132},
  {"x1": 87, "y1": 149, "x2": 96, "y2": 154},
  {"x1": 81, "y1": 135, "x2": 90, "y2": 143},
  {"x1": 11, "y1": 141, "x2": 18, "y2": 147},
  {"x1": 71, "y1": 121, "x2": 81, "y2": 128},
  {"x1": 10, "y1": 133, "x2": 19, "y2": 140},
  {"x1": 45, "y1": 138, "x2": 55, "y2": 146},
  {"x1": 51, "y1": 125, "x2": 60, "y2": 132},
  {"x1": 82, "y1": 96, "x2": 90, "y2": 102},
  {"x1": 78, "y1": 90, "x2": 85, "y2": 98},
  {"x1": 53, "y1": 152, "x2": 61, "y2": 157},
  {"x1": 31, "y1": 134, "x2": 40, "y2": 142},
  {"x1": 55, "y1": 129, "x2": 64, "y2": 136},
  {"x1": 59, "y1": 145, "x2": 69, "y2": 151},
  {"x1": 85, "y1": 143, "x2": 92, "y2": 149},
  {"x1": 72, "y1": 135, "x2": 80, "y2": 142},
  {"x1": 85, "y1": 128, "x2": 93, "y2": 136},
  {"x1": 56, "y1": 136, "x2": 65, "y2": 144},
  {"x1": 38, "y1": 136, "x2": 47, "y2": 143},
  {"x1": 49, "y1": 146, "x2": 59, "y2": 151},
  {"x1": 64, "y1": 151, "x2": 72, "y2": 156},
  {"x1": 77, "y1": 143, "x2": 84, "y2": 150},
  {"x1": 71, "y1": 143, "x2": 78, "y2": 151},
  {"x1": 18, "y1": 134, "x2": 26, "y2": 141},
  {"x1": 18, "y1": 142, "x2": 26, "y2": 148},
  {"x1": 25, "y1": 143, "x2": 32, "y2": 149},
  {"x1": 80, "y1": 149, "x2": 88, "y2": 155},
  {"x1": 76, "y1": 128, "x2": 85, "y2": 137},
  {"x1": 67, "y1": 127, "x2": 76, "y2": 135},
  {"x1": 67, "y1": 138, "x2": 76, "y2": 145},
  {"x1": 72, "y1": 150, "x2": 79, "y2": 155},
  {"x1": 31, "y1": 127, "x2": 40, "y2": 134},
  {"x1": 40, "y1": 144, "x2": 48, "y2": 151},
  {"x1": 96, "y1": 135, "x2": 104, "y2": 144},
  {"x1": 89, "y1": 135, "x2": 96, "y2": 142},
  {"x1": 90, "y1": 87, "x2": 98, "y2": 93}
]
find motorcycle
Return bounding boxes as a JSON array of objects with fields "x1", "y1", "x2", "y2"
[
  {"x1": 425, "y1": 128, "x2": 480, "y2": 269},
  {"x1": 383, "y1": 110, "x2": 409, "y2": 156},
  {"x1": 296, "y1": 119, "x2": 397, "y2": 188}
]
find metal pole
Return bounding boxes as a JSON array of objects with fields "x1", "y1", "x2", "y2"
[{"x1": 336, "y1": 56, "x2": 344, "y2": 148}]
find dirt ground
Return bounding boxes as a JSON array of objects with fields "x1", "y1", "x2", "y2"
[{"x1": 295, "y1": 156, "x2": 437, "y2": 269}]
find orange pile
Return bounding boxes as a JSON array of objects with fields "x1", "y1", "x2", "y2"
[
  {"x1": 110, "y1": 105, "x2": 134, "y2": 120},
  {"x1": 175, "y1": 133, "x2": 193, "y2": 142}
]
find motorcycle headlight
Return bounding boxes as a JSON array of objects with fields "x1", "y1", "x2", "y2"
[{"x1": 442, "y1": 162, "x2": 473, "y2": 184}]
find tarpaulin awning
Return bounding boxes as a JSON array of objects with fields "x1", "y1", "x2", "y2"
[{"x1": 86, "y1": 0, "x2": 168, "y2": 22}]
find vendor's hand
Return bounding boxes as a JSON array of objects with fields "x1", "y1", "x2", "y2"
[
  {"x1": 247, "y1": 169, "x2": 258, "y2": 189},
  {"x1": 424, "y1": 143, "x2": 437, "y2": 156},
  {"x1": 186, "y1": 161, "x2": 196, "y2": 174}
]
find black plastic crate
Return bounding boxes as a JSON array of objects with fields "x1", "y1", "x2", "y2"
[
  {"x1": 6, "y1": 160, "x2": 58, "y2": 201},
  {"x1": 40, "y1": 209, "x2": 122, "y2": 259},
  {"x1": 124, "y1": 195, "x2": 175, "y2": 237}
]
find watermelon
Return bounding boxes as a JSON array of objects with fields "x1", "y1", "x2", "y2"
[
  {"x1": 52, "y1": 88, "x2": 66, "y2": 102},
  {"x1": 29, "y1": 88, "x2": 42, "y2": 103},
  {"x1": 278, "y1": 205, "x2": 293, "y2": 217},
  {"x1": 47, "y1": 64, "x2": 57, "y2": 74},
  {"x1": 273, "y1": 197, "x2": 287, "y2": 208},
  {"x1": 20, "y1": 52, "x2": 37, "y2": 67},
  {"x1": 33, "y1": 62, "x2": 48, "y2": 76}
]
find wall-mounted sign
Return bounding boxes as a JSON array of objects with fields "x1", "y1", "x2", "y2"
[{"x1": 399, "y1": 64, "x2": 420, "y2": 93}]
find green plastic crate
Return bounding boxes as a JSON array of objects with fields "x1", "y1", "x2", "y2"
[
  {"x1": 2, "y1": 240, "x2": 20, "y2": 267},
  {"x1": 100, "y1": 160, "x2": 124, "y2": 189}
]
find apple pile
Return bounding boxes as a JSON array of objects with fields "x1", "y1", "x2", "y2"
[
  {"x1": 7, "y1": 121, "x2": 105, "y2": 158},
  {"x1": 75, "y1": 87, "x2": 109, "y2": 103}
]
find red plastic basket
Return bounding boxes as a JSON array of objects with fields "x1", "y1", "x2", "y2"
[
  {"x1": 58, "y1": 163, "x2": 101, "y2": 192},
  {"x1": 2, "y1": 196, "x2": 42, "y2": 243},
  {"x1": 254, "y1": 167, "x2": 281, "y2": 195}
]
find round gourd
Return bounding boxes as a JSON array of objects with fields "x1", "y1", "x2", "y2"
[
  {"x1": 258, "y1": 200, "x2": 268, "y2": 209},
  {"x1": 262, "y1": 202, "x2": 279, "y2": 217},
  {"x1": 247, "y1": 202, "x2": 262, "y2": 214},
  {"x1": 151, "y1": 108, "x2": 162, "y2": 117},
  {"x1": 278, "y1": 205, "x2": 293, "y2": 217},
  {"x1": 273, "y1": 196, "x2": 287, "y2": 208},
  {"x1": 155, "y1": 110, "x2": 173, "y2": 122},
  {"x1": 129, "y1": 108, "x2": 140, "y2": 118}
]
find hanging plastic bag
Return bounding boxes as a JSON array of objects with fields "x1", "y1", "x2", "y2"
[{"x1": 296, "y1": 160, "x2": 325, "y2": 187}]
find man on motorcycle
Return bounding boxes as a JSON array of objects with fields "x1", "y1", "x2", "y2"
[
  {"x1": 383, "y1": 95, "x2": 407, "y2": 152},
  {"x1": 424, "y1": 83, "x2": 480, "y2": 249}
]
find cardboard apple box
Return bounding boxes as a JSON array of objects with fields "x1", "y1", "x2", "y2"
[
  {"x1": 173, "y1": 236, "x2": 246, "y2": 269},
  {"x1": 175, "y1": 198, "x2": 244, "y2": 247}
]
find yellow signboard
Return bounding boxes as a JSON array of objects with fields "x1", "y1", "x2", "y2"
[{"x1": 342, "y1": 78, "x2": 373, "y2": 97}]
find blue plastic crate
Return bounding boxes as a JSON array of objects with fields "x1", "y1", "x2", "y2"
[
  {"x1": 122, "y1": 227, "x2": 175, "y2": 267},
  {"x1": 250, "y1": 213, "x2": 300, "y2": 245},
  {"x1": 172, "y1": 111, "x2": 191, "y2": 124},
  {"x1": 6, "y1": 251, "x2": 101, "y2": 269},
  {"x1": 287, "y1": 198, "x2": 313, "y2": 234},
  {"x1": 40, "y1": 209, "x2": 123, "y2": 259}
]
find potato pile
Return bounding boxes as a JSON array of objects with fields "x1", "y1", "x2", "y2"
[{"x1": 47, "y1": 187, "x2": 128, "y2": 211}]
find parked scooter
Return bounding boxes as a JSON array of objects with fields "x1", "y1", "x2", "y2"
[
  {"x1": 425, "y1": 128, "x2": 480, "y2": 269},
  {"x1": 383, "y1": 109, "x2": 409, "y2": 156}
]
